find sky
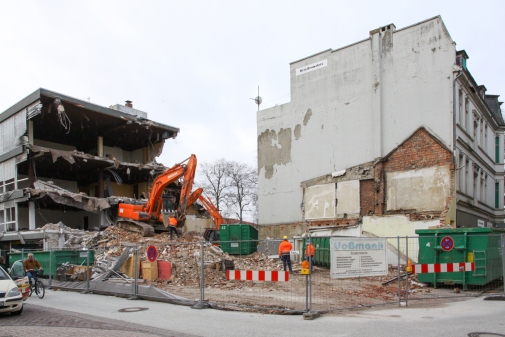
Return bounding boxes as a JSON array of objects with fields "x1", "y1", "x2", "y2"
[{"x1": 1, "y1": 0, "x2": 504, "y2": 175}]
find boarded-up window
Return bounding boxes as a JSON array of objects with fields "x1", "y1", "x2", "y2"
[
  {"x1": 305, "y1": 183, "x2": 336, "y2": 220},
  {"x1": 336, "y1": 180, "x2": 360, "y2": 217},
  {"x1": 386, "y1": 166, "x2": 450, "y2": 212}
]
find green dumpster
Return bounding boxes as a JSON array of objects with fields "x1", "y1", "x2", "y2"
[
  {"x1": 8, "y1": 250, "x2": 95, "y2": 278},
  {"x1": 302, "y1": 237, "x2": 331, "y2": 267},
  {"x1": 415, "y1": 228, "x2": 505, "y2": 288},
  {"x1": 220, "y1": 224, "x2": 258, "y2": 255}
]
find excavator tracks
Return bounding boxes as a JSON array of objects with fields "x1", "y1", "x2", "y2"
[{"x1": 116, "y1": 218, "x2": 155, "y2": 237}]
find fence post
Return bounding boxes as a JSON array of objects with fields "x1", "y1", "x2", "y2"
[
  {"x1": 133, "y1": 244, "x2": 139, "y2": 299},
  {"x1": 191, "y1": 241, "x2": 209, "y2": 309},
  {"x1": 201, "y1": 241, "x2": 205, "y2": 303},
  {"x1": 502, "y1": 234, "x2": 505, "y2": 295},
  {"x1": 405, "y1": 236, "x2": 408, "y2": 307},
  {"x1": 85, "y1": 248, "x2": 90, "y2": 294},
  {"x1": 48, "y1": 248, "x2": 52, "y2": 289},
  {"x1": 309, "y1": 233, "x2": 312, "y2": 313},
  {"x1": 397, "y1": 236, "x2": 401, "y2": 306}
]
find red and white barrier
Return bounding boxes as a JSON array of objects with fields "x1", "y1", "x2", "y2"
[
  {"x1": 412, "y1": 262, "x2": 474, "y2": 274},
  {"x1": 226, "y1": 270, "x2": 290, "y2": 282}
]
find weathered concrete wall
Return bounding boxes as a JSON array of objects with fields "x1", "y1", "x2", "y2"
[
  {"x1": 362, "y1": 215, "x2": 439, "y2": 237},
  {"x1": 336, "y1": 180, "x2": 360, "y2": 217},
  {"x1": 386, "y1": 165, "x2": 451, "y2": 212},
  {"x1": 257, "y1": 17, "x2": 455, "y2": 225},
  {"x1": 305, "y1": 183, "x2": 335, "y2": 219},
  {"x1": 183, "y1": 215, "x2": 212, "y2": 234}
]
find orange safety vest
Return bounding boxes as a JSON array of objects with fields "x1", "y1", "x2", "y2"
[
  {"x1": 169, "y1": 217, "x2": 177, "y2": 227},
  {"x1": 278, "y1": 240, "x2": 292, "y2": 255},
  {"x1": 305, "y1": 243, "x2": 315, "y2": 257}
]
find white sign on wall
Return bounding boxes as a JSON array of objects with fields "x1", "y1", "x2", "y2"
[
  {"x1": 330, "y1": 237, "x2": 388, "y2": 279},
  {"x1": 296, "y1": 59, "x2": 327, "y2": 76},
  {"x1": 477, "y1": 219, "x2": 485, "y2": 228}
]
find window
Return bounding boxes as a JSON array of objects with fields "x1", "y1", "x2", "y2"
[
  {"x1": 480, "y1": 121, "x2": 484, "y2": 146},
  {"x1": 473, "y1": 172, "x2": 478, "y2": 199},
  {"x1": 485, "y1": 124, "x2": 488, "y2": 152},
  {"x1": 465, "y1": 97, "x2": 470, "y2": 131},
  {"x1": 458, "y1": 155, "x2": 464, "y2": 190},
  {"x1": 495, "y1": 182, "x2": 500, "y2": 208},
  {"x1": 458, "y1": 90, "x2": 464, "y2": 126},
  {"x1": 480, "y1": 175, "x2": 484, "y2": 202},
  {"x1": 473, "y1": 120, "x2": 478, "y2": 141},
  {"x1": 465, "y1": 159, "x2": 470, "y2": 194},
  {"x1": 484, "y1": 176, "x2": 488, "y2": 204},
  {"x1": 495, "y1": 136, "x2": 500, "y2": 163}
]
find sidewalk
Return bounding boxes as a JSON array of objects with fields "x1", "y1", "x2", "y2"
[{"x1": 28, "y1": 289, "x2": 505, "y2": 337}]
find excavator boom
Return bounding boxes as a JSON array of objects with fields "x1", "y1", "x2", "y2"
[
  {"x1": 198, "y1": 194, "x2": 223, "y2": 229},
  {"x1": 117, "y1": 154, "x2": 197, "y2": 236}
]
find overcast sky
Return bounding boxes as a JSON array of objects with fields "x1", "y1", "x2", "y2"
[{"x1": 1, "y1": 1, "x2": 504, "y2": 174}]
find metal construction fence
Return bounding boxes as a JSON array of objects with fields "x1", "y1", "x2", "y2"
[{"x1": 8, "y1": 234, "x2": 505, "y2": 314}]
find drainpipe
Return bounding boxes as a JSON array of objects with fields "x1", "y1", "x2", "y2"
[
  {"x1": 453, "y1": 70, "x2": 463, "y2": 155},
  {"x1": 452, "y1": 70, "x2": 463, "y2": 227}
]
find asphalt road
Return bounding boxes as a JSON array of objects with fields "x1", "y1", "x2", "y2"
[{"x1": 1, "y1": 289, "x2": 505, "y2": 337}]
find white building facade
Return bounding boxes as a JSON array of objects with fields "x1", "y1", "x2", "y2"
[{"x1": 257, "y1": 16, "x2": 504, "y2": 238}]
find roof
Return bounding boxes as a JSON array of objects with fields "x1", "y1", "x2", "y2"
[{"x1": 0, "y1": 88, "x2": 180, "y2": 151}]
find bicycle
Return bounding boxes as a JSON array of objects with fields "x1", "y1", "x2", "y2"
[{"x1": 27, "y1": 270, "x2": 45, "y2": 299}]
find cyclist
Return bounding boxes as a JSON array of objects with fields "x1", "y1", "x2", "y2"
[{"x1": 23, "y1": 253, "x2": 43, "y2": 285}]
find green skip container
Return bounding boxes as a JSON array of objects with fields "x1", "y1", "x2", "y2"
[
  {"x1": 415, "y1": 228, "x2": 505, "y2": 288},
  {"x1": 302, "y1": 237, "x2": 331, "y2": 267},
  {"x1": 220, "y1": 224, "x2": 258, "y2": 255},
  {"x1": 8, "y1": 250, "x2": 95, "y2": 278}
]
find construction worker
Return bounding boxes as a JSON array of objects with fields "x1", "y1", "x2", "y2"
[
  {"x1": 278, "y1": 236, "x2": 293, "y2": 273},
  {"x1": 168, "y1": 216, "x2": 180, "y2": 240},
  {"x1": 305, "y1": 242, "x2": 315, "y2": 272}
]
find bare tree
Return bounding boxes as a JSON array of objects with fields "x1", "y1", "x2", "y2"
[
  {"x1": 197, "y1": 158, "x2": 232, "y2": 213},
  {"x1": 226, "y1": 161, "x2": 258, "y2": 223}
]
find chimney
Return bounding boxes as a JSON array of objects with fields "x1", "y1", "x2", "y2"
[{"x1": 125, "y1": 100, "x2": 133, "y2": 108}]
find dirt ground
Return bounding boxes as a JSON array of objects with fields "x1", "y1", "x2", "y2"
[{"x1": 56, "y1": 225, "x2": 502, "y2": 314}]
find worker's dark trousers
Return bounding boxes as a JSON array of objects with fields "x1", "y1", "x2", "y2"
[
  {"x1": 169, "y1": 226, "x2": 180, "y2": 240},
  {"x1": 281, "y1": 254, "x2": 292, "y2": 272}
]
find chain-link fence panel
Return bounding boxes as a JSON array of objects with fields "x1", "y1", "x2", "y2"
[{"x1": 203, "y1": 239, "x2": 307, "y2": 313}]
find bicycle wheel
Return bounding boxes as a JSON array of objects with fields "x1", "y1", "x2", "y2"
[
  {"x1": 28, "y1": 284, "x2": 33, "y2": 297},
  {"x1": 35, "y1": 280, "x2": 45, "y2": 299}
]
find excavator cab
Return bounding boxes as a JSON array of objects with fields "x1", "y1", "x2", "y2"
[{"x1": 204, "y1": 228, "x2": 220, "y2": 245}]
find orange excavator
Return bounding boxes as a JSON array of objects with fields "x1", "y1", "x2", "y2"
[
  {"x1": 117, "y1": 154, "x2": 197, "y2": 236},
  {"x1": 187, "y1": 187, "x2": 223, "y2": 244}
]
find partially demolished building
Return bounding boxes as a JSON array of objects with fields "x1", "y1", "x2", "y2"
[
  {"x1": 257, "y1": 16, "x2": 505, "y2": 238},
  {"x1": 0, "y1": 88, "x2": 179, "y2": 251}
]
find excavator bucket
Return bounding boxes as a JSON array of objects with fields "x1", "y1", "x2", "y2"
[{"x1": 161, "y1": 212, "x2": 176, "y2": 227}]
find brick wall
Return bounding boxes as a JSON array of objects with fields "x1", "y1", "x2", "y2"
[
  {"x1": 360, "y1": 179, "x2": 375, "y2": 216},
  {"x1": 374, "y1": 127, "x2": 455, "y2": 220}
]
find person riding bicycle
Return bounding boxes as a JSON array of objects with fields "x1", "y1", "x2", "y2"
[{"x1": 23, "y1": 253, "x2": 43, "y2": 285}]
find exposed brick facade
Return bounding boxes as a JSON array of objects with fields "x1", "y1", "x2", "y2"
[
  {"x1": 360, "y1": 179, "x2": 375, "y2": 216},
  {"x1": 373, "y1": 127, "x2": 455, "y2": 222},
  {"x1": 299, "y1": 127, "x2": 455, "y2": 231}
]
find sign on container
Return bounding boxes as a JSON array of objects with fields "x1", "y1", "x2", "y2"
[{"x1": 330, "y1": 237, "x2": 387, "y2": 279}]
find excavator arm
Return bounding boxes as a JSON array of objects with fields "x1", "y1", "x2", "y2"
[
  {"x1": 197, "y1": 194, "x2": 223, "y2": 229},
  {"x1": 176, "y1": 154, "x2": 197, "y2": 222}
]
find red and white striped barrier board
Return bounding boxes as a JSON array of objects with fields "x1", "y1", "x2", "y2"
[
  {"x1": 412, "y1": 262, "x2": 474, "y2": 274},
  {"x1": 226, "y1": 270, "x2": 289, "y2": 282}
]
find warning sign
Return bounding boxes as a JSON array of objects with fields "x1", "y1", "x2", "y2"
[
  {"x1": 330, "y1": 237, "x2": 387, "y2": 279},
  {"x1": 440, "y1": 236, "x2": 454, "y2": 251},
  {"x1": 147, "y1": 245, "x2": 158, "y2": 262}
]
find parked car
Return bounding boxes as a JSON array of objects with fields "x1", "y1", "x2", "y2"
[
  {"x1": 0, "y1": 266, "x2": 24, "y2": 315},
  {"x1": 8, "y1": 260, "x2": 30, "y2": 301}
]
